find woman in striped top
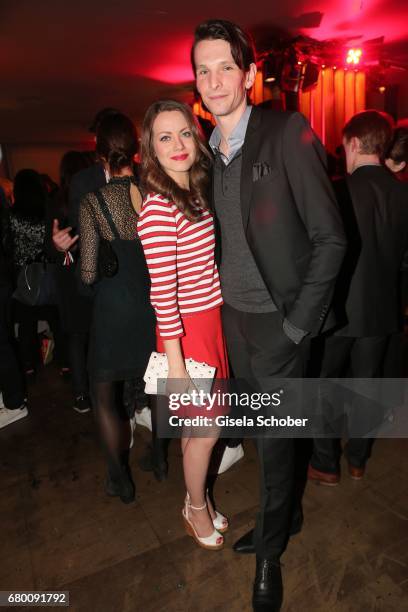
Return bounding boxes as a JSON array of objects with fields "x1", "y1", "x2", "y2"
[{"x1": 138, "y1": 100, "x2": 229, "y2": 551}]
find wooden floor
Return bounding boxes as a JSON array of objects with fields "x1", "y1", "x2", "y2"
[{"x1": 1, "y1": 365, "x2": 408, "y2": 612}]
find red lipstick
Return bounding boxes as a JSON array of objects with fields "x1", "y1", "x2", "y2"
[{"x1": 171, "y1": 154, "x2": 189, "y2": 161}]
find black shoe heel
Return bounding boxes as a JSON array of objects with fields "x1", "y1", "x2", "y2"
[{"x1": 252, "y1": 558, "x2": 283, "y2": 612}]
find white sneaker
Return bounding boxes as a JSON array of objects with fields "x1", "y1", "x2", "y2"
[
  {"x1": 217, "y1": 444, "x2": 244, "y2": 474},
  {"x1": 129, "y1": 407, "x2": 152, "y2": 449},
  {"x1": 0, "y1": 404, "x2": 28, "y2": 429},
  {"x1": 134, "y1": 407, "x2": 152, "y2": 432}
]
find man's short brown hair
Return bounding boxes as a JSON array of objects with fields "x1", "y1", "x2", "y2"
[
  {"x1": 191, "y1": 19, "x2": 256, "y2": 75},
  {"x1": 342, "y1": 110, "x2": 394, "y2": 157}
]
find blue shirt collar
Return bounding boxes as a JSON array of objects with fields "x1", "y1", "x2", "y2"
[{"x1": 209, "y1": 105, "x2": 252, "y2": 164}]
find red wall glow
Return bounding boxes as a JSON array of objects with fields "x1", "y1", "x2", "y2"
[
  {"x1": 300, "y1": 0, "x2": 404, "y2": 44},
  {"x1": 144, "y1": 65, "x2": 194, "y2": 84},
  {"x1": 133, "y1": 36, "x2": 194, "y2": 84}
]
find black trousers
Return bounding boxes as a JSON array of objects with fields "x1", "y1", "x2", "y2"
[
  {"x1": 383, "y1": 333, "x2": 404, "y2": 377},
  {"x1": 222, "y1": 304, "x2": 310, "y2": 560},
  {"x1": 311, "y1": 334, "x2": 389, "y2": 473},
  {"x1": 0, "y1": 285, "x2": 25, "y2": 408}
]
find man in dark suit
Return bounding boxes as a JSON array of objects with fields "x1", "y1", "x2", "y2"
[
  {"x1": 192, "y1": 19, "x2": 346, "y2": 612},
  {"x1": 309, "y1": 111, "x2": 408, "y2": 485}
]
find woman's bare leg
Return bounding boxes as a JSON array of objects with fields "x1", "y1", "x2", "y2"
[{"x1": 182, "y1": 432, "x2": 219, "y2": 537}]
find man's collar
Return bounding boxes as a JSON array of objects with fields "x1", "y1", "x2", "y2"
[
  {"x1": 209, "y1": 105, "x2": 253, "y2": 161},
  {"x1": 351, "y1": 162, "x2": 382, "y2": 174}
]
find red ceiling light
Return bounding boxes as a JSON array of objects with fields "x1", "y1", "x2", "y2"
[{"x1": 346, "y1": 48, "x2": 362, "y2": 65}]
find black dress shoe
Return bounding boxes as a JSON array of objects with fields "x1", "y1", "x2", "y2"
[
  {"x1": 233, "y1": 528, "x2": 255, "y2": 554},
  {"x1": 252, "y1": 557, "x2": 283, "y2": 612},
  {"x1": 233, "y1": 517, "x2": 303, "y2": 555}
]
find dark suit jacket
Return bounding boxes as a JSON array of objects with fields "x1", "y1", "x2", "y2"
[
  {"x1": 213, "y1": 107, "x2": 347, "y2": 335},
  {"x1": 68, "y1": 163, "x2": 106, "y2": 230},
  {"x1": 333, "y1": 165, "x2": 408, "y2": 337}
]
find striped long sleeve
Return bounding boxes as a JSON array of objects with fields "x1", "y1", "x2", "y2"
[{"x1": 137, "y1": 193, "x2": 222, "y2": 341}]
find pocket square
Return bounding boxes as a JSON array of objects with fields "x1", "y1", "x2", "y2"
[{"x1": 253, "y1": 162, "x2": 271, "y2": 182}]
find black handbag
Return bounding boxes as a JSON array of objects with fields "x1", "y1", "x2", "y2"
[
  {"x1": 98, "y1": 238, "x2": 118, "y2": 278},
  {"x1": 13, "y1": 259, "x2": 57, "y2": 306},
  {"x1": 94, "y1": 191, "x2": 119, "y2": 279}
]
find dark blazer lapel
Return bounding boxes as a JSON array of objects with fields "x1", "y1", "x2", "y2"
[
  {"x1": 210, "y1": 165, "x2": 215, "y2": 213},
  {"x1": 240, "y1": 107, "x2": 262, "y2": 231}
]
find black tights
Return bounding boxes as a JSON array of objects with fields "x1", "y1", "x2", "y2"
[{"x1": 92, "y1": 381, "x2": 130, "y2": 480}]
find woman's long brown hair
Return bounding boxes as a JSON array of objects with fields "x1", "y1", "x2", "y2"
[{"x1": 140, "y1": 100, "x2": 212, "y2": 221}]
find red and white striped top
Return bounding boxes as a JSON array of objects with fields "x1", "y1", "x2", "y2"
[{"x1": 137, "y1": 193, "x2": 223, "y2": 340}]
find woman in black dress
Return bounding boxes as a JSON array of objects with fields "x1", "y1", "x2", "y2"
[{"x1": 79, "y1": 113, "x2": 155, "y2": 503}]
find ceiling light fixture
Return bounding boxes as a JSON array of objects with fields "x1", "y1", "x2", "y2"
[{"x1": 346, "y1": 48, "x2": 362, "y2": 65}]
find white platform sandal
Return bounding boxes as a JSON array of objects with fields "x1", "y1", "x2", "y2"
[
  {"x1": 182, "y1": 494, "x2": 224, "y2": 550},
  {"x1": 206, "y1": 489, "x2": 229, "y2": 533},
  {"x1": 212, "y1": 510, "x2": 229, "y2": 534}
]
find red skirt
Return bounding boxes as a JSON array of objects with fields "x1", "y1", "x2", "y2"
[{"x1": 156, "y1": 307, "x2": 229, "y2": 417}]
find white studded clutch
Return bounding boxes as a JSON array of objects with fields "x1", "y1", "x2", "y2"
[{"x1": 143, "y1": 351, "x2": 216, "y2": 395}]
